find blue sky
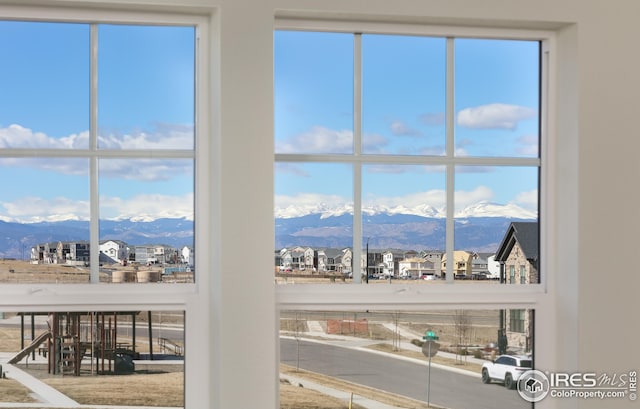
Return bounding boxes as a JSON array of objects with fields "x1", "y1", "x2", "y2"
[
  {"x1": 275, "y1": 31, "x2": 539, "y2": 220},
  {"x1": 0, "y1": 23, "x2": 539, "y2": 224},
  {"x1": 0, "y1": 21, "x2": 194, "y2": 223}
]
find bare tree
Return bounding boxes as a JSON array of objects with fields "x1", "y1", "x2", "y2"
[
  {"x1": 391, "y1": 311, "x2": 401, "y2": 351},
  {"x1": 453, "y1": 310, "x2": 471, "y2": 364}
]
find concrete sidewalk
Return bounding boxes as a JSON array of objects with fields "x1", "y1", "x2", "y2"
[{"x1": 282, "y1": 373, "x2": 412, "y2": 409}]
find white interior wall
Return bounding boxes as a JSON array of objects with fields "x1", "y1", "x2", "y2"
[{"x1": 219, "y1": 2, "x2": 640, "y2": 408}]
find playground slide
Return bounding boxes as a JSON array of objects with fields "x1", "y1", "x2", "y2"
[{"x1": 8, "y1": 331, "x2": 51, "y2": 364}]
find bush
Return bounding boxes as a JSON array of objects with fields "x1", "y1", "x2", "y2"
[{"x1": 473, "y1": 349, "x2": 483, "y2": 359}]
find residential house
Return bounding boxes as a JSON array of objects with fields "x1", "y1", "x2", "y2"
[
  {"x1": 181, "y1": 246, "x2": 194, "y2": 267},
  {"x1": 99, "y1": 240, "x2": 129, "y2": 265},
  {"x1": 313, "y1": 248, "x2": 349, "y2": 273},
  {"x1": 133, "y1": 245, "x2": 156, "y2": 265},
  {"x1": 471, "y1": 253, "x2": 492, "y2": 279},
  {"x1": 420, "y1": 250, "x2": 443, "y2": 266},
  {"x1": 361, "y1": 249, "x2": 383, "y2": 277},
  {"x1": 66, "y1": 241, "x2": 90, "y2": 265},
  {"x1": 153, "y1": 245, "x2": 177, "y2": 264},
  {"x1": 300, "y1": 246, "x2": 315, "y2": 271},
  {"x1": 278, "y1": 248, "x2": 292, "y2": 271},
  {"x1": 278, "y1": 246, "x2": 315, "y2": 271},
  {"x1": 340, "y1": 248, "x2": 352, "y2": 274},
  {"x1": 382, "y1": 249, "x2": 405, "y2": 277},
  {"x1": 420, "y1": 251, "x2": 443, "y2": 277},
  {"x1": 440, "y1": 250, "x2": 474, "y2": 279},
  {"x1": 495, "y1": 222, "x2": 539, "y2": 353},
  {"x1": 398, "y1": 257, "x2": 436, "y2": 279},
  {"x1": 495, "y1": 222, "x2": 539, "y2": 285}
]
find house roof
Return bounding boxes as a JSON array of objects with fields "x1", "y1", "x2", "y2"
[
  {"x1": 319, "y1": 248, "x2": 344, "y2": 258},
  {"x1": 441, "y1": 250, "x2": 472, "y2": 262},
  {"x1": 494, "y1": 222, "x2": 539, "y2": 262}
]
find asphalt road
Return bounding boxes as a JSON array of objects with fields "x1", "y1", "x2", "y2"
[{"x1": 281, "y1": 338, "x2": 531, "y2": 409}]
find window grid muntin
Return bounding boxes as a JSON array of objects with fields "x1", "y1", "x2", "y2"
[
  {"x1": 274, "y1": 28, "x2": 543, "y2": 288},
  {"x1": 0, "y1": 13, "x2": 203, "y2": 292},
  {"x1": 0, "y1": 6, "x2": 213, "y2": 409}
]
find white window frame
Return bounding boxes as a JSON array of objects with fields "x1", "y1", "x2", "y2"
[
  {"x1": 0, "y1": 5, "x2": 216, "y2": 407},
  {"x1": 274, "y1": 17, "x2": 560, "y2": 404},
  {"x1": 0, "y1": 4, "x2": 577, "y2": 409}
]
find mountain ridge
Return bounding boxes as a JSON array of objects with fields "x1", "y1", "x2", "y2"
[{"x1": 1, "y1": 203, "x2": 536, "y2": 258}]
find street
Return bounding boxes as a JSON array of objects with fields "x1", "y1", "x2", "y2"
[{"x1": 281, "y1": 338, "x2": 530, "y2": 409}]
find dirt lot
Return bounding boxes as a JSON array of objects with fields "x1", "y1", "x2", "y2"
[{"x1": 0, "y1": 259, "x2": 192, "y2": 284}]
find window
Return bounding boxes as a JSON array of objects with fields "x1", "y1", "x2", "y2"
[
  {"x1": 276, "y1": 18, "x2": 552, "y2": 409},
  {"x1": 0, "y1": 7, "x2": 211, "y2": 407},
  {"x1": 275, "y1": 30, "x2": 540, "y2": 287},
  {"x1": 0, "y1": 21, "x2": 195, "y2": 284},
  {"x1": 509, "y1": 309, "x2": 526, "y2": 333}
]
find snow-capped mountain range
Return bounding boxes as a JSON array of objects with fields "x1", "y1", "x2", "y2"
[
  {"x1": 276, "y1": 200, "x2": 536, "y2": 220},
  {"x1": 0, "y1": 201, "x2": 536, "y2": 259},
  {"x1": 276, "y1": 200, "x2": 536, "y2": 252}
]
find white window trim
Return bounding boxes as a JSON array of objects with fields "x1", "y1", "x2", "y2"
[
  {"x1": 275, "y1": 17, "x2": 553, "y2": 297},
  {"x1": 0, "y1": 4, "x2": 579, "y2": 409},
  {"x1": 0, "y1": 5, "x2": 216, "y2": 408},
  {"x1": 274, "y1": 18, "x2": 564, "y2": 408}
]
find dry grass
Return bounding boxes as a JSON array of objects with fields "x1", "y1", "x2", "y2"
[
  {"x1": 0, "y1": 378, "x2": 39, "y2": 403},
  {"x1": 1, "y1": 318, "x2": 185, "y2": 407},
  {"x1": 44, "y1": 372, "x2": 183, "y2": 406},
  {"x1": 0, "y1": 259, "x2": 98, "y2": 283},
  {"x1": 281, "y1": 381, "x2": 366, "y2": 409},
  {"x1": 366, "y1": 343, "x2": 483, "y2": 374},
  {"x1": 0, "y1": 326, "x2": 23, "y2": 352},
  {"x1": 0, "y1": 259, "x2": 190, "y2": 284}
]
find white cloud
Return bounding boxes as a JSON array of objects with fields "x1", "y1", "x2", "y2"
[
  {"x1": 362, "y1": 133, "x2": 389, "y2": 154},
  {"x1": 276, "y1": 126, "x2": 353, "y2": 154},
  {"x1": 99, "y1": 159, "x2": 192, "y2": 181},
  {"x1": 275, "y1": 186, "x2": 537, "y2": 220},
  {"x1": 100, "y1": 193, "x2": 194, "y2": 221},
  {"x1": 0, "y1": 192, "x2": 194, "y2": 223},
  {"x1": 455, "y1": 186, "x2": 494, "y2": 208},
  {"x1": 98, "y1": 123, "x2": 194, "y2": 150},
  {"x1": 457, "y1": 103, "x2": 536, "y2": 130},
  {"x1": 512, "y1": 189, "x2": 538, "y2": 212},
  {"x1": 0, "y1": 123, "x2": 194, "y2": 151},
  {"x1": 0, "y1": 196, "x2": 90, "y2": 223},
  {"x1": 0, "y1": 124, "x2": 194, "y2": 181},
  {"x1": 0, "y1": 124, "x2": 89, "y2": 149},
  {"x1": 0, "y1": 123, "x2": 194, "y2": 223},
  {"x1": 390, "y1": 120, "x2": 421, "y2": 136},
  {"x1": 516, "y1": 134, "x2": 539, "y2": 156}
]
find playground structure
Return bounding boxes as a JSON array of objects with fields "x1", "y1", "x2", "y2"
[{"x1": 9, "y1": 311, "x2": 143, "y2": 376}]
